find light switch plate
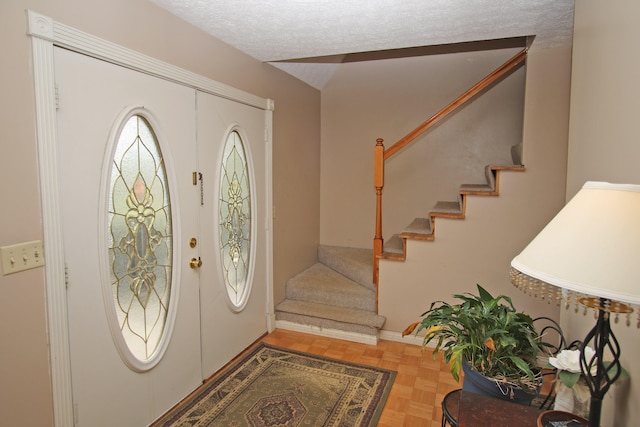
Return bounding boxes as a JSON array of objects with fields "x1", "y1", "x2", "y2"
[{"x1": 1, "y1": 240, "x2": 45, "y2": 275}]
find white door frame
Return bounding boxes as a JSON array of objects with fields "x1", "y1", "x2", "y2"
[{"x1": 26, "y1": 11, "x2": 274, "y2": 426}]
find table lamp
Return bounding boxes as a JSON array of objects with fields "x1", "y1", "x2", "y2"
[{"x1": 510, "y1": 181, "x2": 639, "y2": 427}]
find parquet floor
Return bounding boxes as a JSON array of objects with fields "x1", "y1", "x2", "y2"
[{"x1": 260, "y1": 329, "x2": 460, "y2": 427}]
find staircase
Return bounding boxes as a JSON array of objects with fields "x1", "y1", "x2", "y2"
[
  {"x1": 274, "y1": 245, "x2": 385, "y2": 343},
  {"x1": 274, "y1": 51, "x2": 529, "y2": 344},
  {"x1": 274, "y1": 164, "x2": 524, "y2": 344}
]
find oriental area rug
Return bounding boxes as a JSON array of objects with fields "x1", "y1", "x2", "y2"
[{"x1": 154, "y1": 343, "x2": 396, "y2": 427}]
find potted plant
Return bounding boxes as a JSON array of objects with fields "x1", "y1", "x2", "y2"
[{"x1": 403, "y1": 284, "x2": 542, "y2": 404}]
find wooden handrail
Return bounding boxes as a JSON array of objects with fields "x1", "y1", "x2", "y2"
[
  {"x1": 383, "y1": 48, "x2": 528, "y2": 160},
  {"x1": 372, "y1": 48, "x2": 528, "y2": 289}
]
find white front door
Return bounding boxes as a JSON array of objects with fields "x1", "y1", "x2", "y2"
[
  {"x1": 197, "y1": 91, "x2": 270, "y2": 378},
  {"x1": 56, "y1": 47, "x2": 202, "y2": 426}
]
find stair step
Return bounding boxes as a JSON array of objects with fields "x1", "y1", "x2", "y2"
[
  {"x1": 460, "y1": 166, "x2": 497, "y2": 195},
  {"x1": 400, "y1": 217, "x2": 433, "y2": 239},
  {"x1": 430, "y1": 199, "x2": 463, "y2": 216},
  {"x1": 285, "y1": 263, "x2": 376, "y2": 311},
  {"x1": 460, "y1": 183, "x2": 495, "y2": 194},
  {"x1": 381, "y1": 218, "x2": 433, "y2": 260},
  {"x1": 383, "y1": 234, "x2": 404, "y2": 254},
  {"x1": 275, "y1": 299, "x2": 386, "y2": 336},
  {"x1": 318, "y1": 245, "x2": 374, "y2": 291}
]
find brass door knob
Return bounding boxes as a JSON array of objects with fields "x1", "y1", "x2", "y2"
[{"x1": 189, "y1": 257, "x2": 202, "y2": 269}]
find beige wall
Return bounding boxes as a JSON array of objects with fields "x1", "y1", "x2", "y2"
[
  {"x1": 567, "y1": 1, "x2": 640, "y2": 197},
  {"x1": 12, "y1": 0, "x2": 634, "y2": 425},
  {"x1": 318, "y1": 33, "x2": 572, "y2": 335},
  {"x1": 319, "y1": 15, "x2": 573, "y2": 402},
  {"x1": 378, "y1": 45, "x2": 572, "y2": 332},
  {"x1": 320, "y1": 42, "x2": 574, "y2": 339},
  {"x1": 0, "y1": 1, "x2": 320, "y2": 425},
  {"x1": 564, "y1": 1, "x2": 640, "y2": 426},
  {"x1": 320, "y1": 48, "x2": 526, "y2": 248}
]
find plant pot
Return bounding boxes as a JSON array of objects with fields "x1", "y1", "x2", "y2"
[{"x1": 462, "y1": 359, "x2": 538, "y2": 405}]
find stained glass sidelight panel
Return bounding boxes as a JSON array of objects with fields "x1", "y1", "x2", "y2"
[
  {"x1": 108, "y1": 114, "x2": 172, "y2": 362},
  {"x1": 219, "y1": 130, "x2": 252, "y2": 308}
]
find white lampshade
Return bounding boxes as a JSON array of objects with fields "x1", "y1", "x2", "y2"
[{"x1": 511, "y1": 181, "x2": 640, "y2": 321}]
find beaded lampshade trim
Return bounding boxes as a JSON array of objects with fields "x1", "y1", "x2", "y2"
[{"x1": 510, "y1": 267, "x2": 639, "y2": 328}]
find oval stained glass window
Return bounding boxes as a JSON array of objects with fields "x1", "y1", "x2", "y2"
[
  {"x1": 106, "y1": 113, "x2": 173, "y2": 370},
  {"x1": 219, "y1": 130, "x2": 253, "y2": 310}
]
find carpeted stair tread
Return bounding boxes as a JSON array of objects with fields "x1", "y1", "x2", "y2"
[
  {"x1": 402, "y1": 217, "x2": 432, "y2": 235},
  {"x1": 286, "y1": 263, "x2": 376, "y2": 311},
  {"x1": 318, "y1": 245, "x2": 374, "y2": 291},
  {"x1": 275, "y1": 299, "x2": 386, "y2": 330},
  {"x1": 277, "y1": 246, "x2": 383, "y2": 338},
  {"x1": 460, "y1": 183, "x2": 495, "y2": 193},
  {"x1": 430, "y1": 200, "x2": 462, "y2": 215}
]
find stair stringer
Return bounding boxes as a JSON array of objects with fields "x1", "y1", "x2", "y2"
[{"x1": 380, "y1": 165, "x2": 525, "y2": 261}]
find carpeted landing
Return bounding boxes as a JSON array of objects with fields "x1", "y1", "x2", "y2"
[
  {"x1": 275, "y1": 245, "x2": 386, "y2": 338},
  {"x1": 153, "y1": 343, "x2": 396, "y2": 427}
]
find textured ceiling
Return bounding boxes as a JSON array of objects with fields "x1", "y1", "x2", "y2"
[{"x1": 150, "y1": 0, "x2": 575, "y2": 89}]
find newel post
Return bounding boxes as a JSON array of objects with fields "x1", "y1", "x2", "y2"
[{"x1": 373, "y1": 138, "x2": 384, "y2": 288}]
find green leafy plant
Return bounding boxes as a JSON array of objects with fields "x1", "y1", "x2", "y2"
[{"x1": 404, "y1": 284, "x2": 542, "y2": 392}]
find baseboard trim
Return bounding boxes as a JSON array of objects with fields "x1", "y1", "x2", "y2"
[
  {"x1": 275, "y1": 320, "x2": 379, "y2": 345},
  {"x1": 379, "y1": 329, "x2": 425, "y2": 347},
  {"x1": 273, "y1": 321, "x2": 437, "y2": 349}
]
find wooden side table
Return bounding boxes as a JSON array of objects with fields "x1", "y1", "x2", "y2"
[
  {"x1": 454, "y1": 390, "x2": 544, "y2": 426},
  {"x1": 442, "y1": 389, "x2": 461, "y2": 426}
]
